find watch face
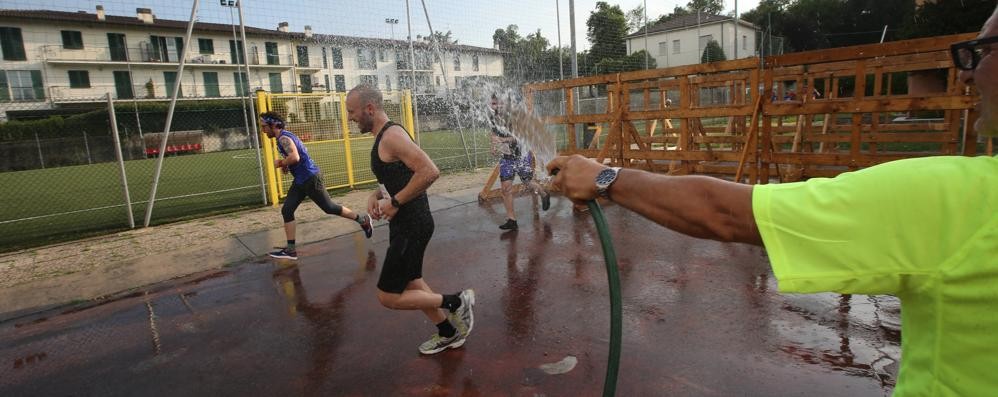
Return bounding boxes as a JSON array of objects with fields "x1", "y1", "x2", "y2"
[{"x1": 596, "y1": 168, "x2": 617, "y2": 186}]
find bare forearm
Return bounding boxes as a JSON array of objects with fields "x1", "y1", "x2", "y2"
[{"x1": 608, "y1": 170, "x2": 762, "y2": 245}]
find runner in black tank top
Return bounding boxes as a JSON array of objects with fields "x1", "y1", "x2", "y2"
[
  {"x1": 347, "y1": 85, "x2": 475, "y2": 355},
  {"x1": 371, "y1": 121, "x2": 433, "y2": 231}
]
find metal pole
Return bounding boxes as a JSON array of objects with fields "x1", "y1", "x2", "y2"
[
  {"x1": 556, "y1": 0, "x2": 564, "y2": 81},
  {"x1": 880, "y1": 25, "x2": 888, "y2": 43},
  {"x1": 236, "y1": 0, "x2": 267, "y2": 205},
  {"x1": 108, "y1": 93, "x2": 135, "y2": 228},
  {"x1": 229, "y1": 4, "x2": 251, "y2": 143},
  {"x1": 34, "y1": 132, "x2": 44, "y2": 169},
  {"x1": 126, "y1": 61, "x2": 145, "y2": 159},
  {"x1": 734, "y1": 0, "x2": 739, "y2": 59},
  {"x1": 643, "y1": 0, "x2": 648, "y2": 69},
  {"x1": 405, "y1": 0, "x2": 421, "y2": 146},
  {"x1": 144, "y1": 0, "x2": 200, "y2": 227},
  {"x1": 83, "y1": 130, "x2": 92, "y2": 164},
  {"x1": 419, "y1": 0, "x2": 473, "y2": 169},
  {"x1": 569, "y1": 0, "x2": 578, "y2": 78}
]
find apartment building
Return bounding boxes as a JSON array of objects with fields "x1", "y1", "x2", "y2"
[
  {"x1": 626, "y1": 13, "x2": 759, "y2": 69},
  {"x1": 0, "y1": 6, "x2": 503, "y2": 120}
]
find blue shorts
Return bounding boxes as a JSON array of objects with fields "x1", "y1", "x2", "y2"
[{"x1": 499, "y1": 154, "x2": 534, "y2": 182}]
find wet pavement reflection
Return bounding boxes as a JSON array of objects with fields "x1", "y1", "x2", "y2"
[{"x1": 0, "y1": 198, "x2": 900, "y2": 396}]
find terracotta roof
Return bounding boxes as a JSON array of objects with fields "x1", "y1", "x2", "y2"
[
  {"x1": 626, "y1": 13, "x2": 758, "y2": 38},
  {"x1": 0, "y1": 9, "x2": 500, "y2": 53}
]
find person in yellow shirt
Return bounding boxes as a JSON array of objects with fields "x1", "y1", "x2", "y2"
[{"x1": 547, "y1": 7, "x2": 998, "y2": 396}]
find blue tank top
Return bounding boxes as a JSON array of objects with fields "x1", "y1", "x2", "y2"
[{"x1": 276, "y1": 130, "x2": 320, "y2": 185}]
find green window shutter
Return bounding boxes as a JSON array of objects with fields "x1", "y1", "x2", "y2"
[
  {"x1": 30, "y1": 70, "x2": 43, "y2": 99},
  {"x1": 68, "y1": 70, "x2": 90, "y2": 88},
  {"x1": 266, "y1": 42, "x2": 279, "y2": 65},
  {"x1": 269, "y1": 73, "x2": 282, "y2": 93},
  {"x1": 0, "y1": 71, "x2": 8, "y2": 101},
  {"x1": 203, "y1": 72, "x2": 219, "y2": 97},
  {"x1": 0, "y1": 27, "x2": 26, "y2": 61}
]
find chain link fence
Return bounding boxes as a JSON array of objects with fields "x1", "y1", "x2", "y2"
[{"x1": 0, "y1": 97, "x2": 265, "y2": 252}]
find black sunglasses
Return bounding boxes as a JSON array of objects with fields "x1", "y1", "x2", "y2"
[{"x1": 951, "y1": 35, "x2": 998, "y2": 71}]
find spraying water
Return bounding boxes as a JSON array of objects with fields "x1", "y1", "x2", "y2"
[{"x1": 453, "y1": 80, "x2": 560, "y2": 181}]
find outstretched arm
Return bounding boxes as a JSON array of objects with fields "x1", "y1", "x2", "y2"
[{"x1": 547, "y1": 155, "x2": 762, "y2": 245}]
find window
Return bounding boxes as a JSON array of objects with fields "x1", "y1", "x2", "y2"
[
  {"x1": 107, "y1": 33, "x2": 127, "y2": 61},
  {"x1": 385, "y1": 76, "x2": 391, "y2": 91},
  {"x1": 359, "y1": 75, "x2": 378, "y2": 88},
  {"x1": 379, "y1": 49, "x2": 386, "y2": 62},
  {"x1": 233, "y1": 72, "x2": 249, "y2": 96},
  {"x1": 0, "y1": 71, "x2": 8, "y2": 101},
  {"x1": 68, "y1": 70, "x2": 90, "y2": 88},
  {"x1": 334, "y1": 75, "x2": 345, "y2": 91},
  {"x1": 0, "y1": 27, "x2": 26, "y2": 60},
  {"x1": 61, "y1": 31, "x2": 84, "y2": 50},
  {"x1": 299, "y1": 74, "x2": 312, "y2": 93},
  {"x1": 435, "y1": 76, "x2": 440, "y2": 86},
  {"x1": 672, "y1": 40, "x2": 680, "y2": 55},
  {"x1": 453, "y1": 56, "x2": 461, "y2": 71},
  {"x1": 113, "y1": 71, "x2": 133, "y2": 99},
  {"x1": 203, "y1": 72, "x2": 220, "y2": 97},
  {"x1": 6, "y1": 70, "x2": 43, "y2": 100},
  {"x1": 331, "y1": 48, "x2": 343, "y2": 69},
  {"x1": 472, "y1": 54, "x2": 479, "y2": 71},
  {"x1": 198, "y1": 38, "x2": 214, "y2": 54},
  {"x1": 658, "y1": 42, "x2": 668, "y2": 56},
  {"x1": 357, "y1": 48, "x2": 376, "y2": 69},
  {"x1": 229, "y1": 40, "x2": 245, "y2": 64},
  {"x1": 265, "y1": 42, "x2": 279, "y2": 65},
  {"x1": 164, "y1": 71, "x2": 182, "y2": 97},
  {"x1": 296, "y1": 45, "x2": 309, "y2": 67},
  {"x1": 269, "y1": 72, "x2": 282, "y2": 93},
  {"x1": 322, "y1": 47, "x2": 328, "y2": 68},
  {"x1": 324, "y1": 75, "x2": 331, "y2": 92},
  {"x1": 742, "y1": 35, "x2": 747, "y2": 51}
]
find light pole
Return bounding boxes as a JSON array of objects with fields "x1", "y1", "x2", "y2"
[{"x1": 385, "y1": 18, "x2": 399, "y2": 41}]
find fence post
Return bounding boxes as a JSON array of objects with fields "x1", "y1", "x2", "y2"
[
  {"x1": 403, "y1": 89, "x2": 416, "y2": 140},
  {"x1": 107, "y1": 93, "x2": 135, "y2": 228},
  {"x1": 34, "y1": 132, "x2": 44, "y2": 169},
  {"x1": 257, "y1": 91, "x2": 280, "y2": 206},
  {"x1": 338, "y1": 92, "x2": 356, "y2": 187}
]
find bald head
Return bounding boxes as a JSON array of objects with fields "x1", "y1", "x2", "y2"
[{"x1": 348, "y1": 84, "x2": 384, "y2": 110}]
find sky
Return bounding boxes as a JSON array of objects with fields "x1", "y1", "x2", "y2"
[{"x1": 0, "y1": 0, "x2": 762, "y2": 51}]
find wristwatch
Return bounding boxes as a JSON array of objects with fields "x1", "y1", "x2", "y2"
[
  {"x1": 595, "y1": 167, "x2": 622, "y2": 198},
  {"x1": 390, "y1": 197, "x2": 401, "y2": 208}
]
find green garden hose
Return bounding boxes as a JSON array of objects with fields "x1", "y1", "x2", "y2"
[{"x1": 587, "y1": 200, "x2": 622, "y2": 397}]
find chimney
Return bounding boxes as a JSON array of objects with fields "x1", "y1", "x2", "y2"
[
  {"x1": 304, "y1": 25, "x2": 313, "y2": 38},
  {"x1": 96, "y1": 5, "x2": 105, "y2": 21},
  {"x1": 278, "y1": 22, "x2": 289, "y2": 33},
  {"x1": 136, "y1": 8, "x2": 154, "y2": 24}
]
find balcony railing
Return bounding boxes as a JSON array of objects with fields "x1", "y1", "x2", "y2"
[
  {"x1": 47, "y1": 83, "x2": 280, "y2": 102},
  {"x1": 41, "y1": 45, "x2": 294, "y2": 67}
]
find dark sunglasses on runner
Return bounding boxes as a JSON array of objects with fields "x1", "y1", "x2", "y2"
[{"x1": 951, "y1": 35, "x2": 998, "y2": 71}]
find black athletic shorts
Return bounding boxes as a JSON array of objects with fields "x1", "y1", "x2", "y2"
[{"x1": 377, "y1": 221, "x2": 434, "y2": 294}]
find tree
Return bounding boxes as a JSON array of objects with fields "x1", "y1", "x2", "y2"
[
  {"x1": 422, "y1": 30, "x2": 457, "y2": 45},
  {"x1": 493, "y1": 25, "x2": 522, "y2": 52},
  {"x1": 686, "y1": 0, "x2": 724, "y2": 15},
  {"x1": 900, "y1": 0, "x2": 994, "y2": 39},
  {"x1": 587, "y1": 1, "x2": 628, "y2": 61},
  {"x1": 625, "y1": 4, "x2": 647, "y2": 34},
  {"x1": 701, "y1": 40, "x2": 727, "y2": 63}
]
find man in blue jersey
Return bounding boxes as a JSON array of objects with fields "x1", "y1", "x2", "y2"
[{"x1": 261, "y1": 111, "x2": 373, "y2": 260}]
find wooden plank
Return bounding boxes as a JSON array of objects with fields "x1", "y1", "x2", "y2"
[
  {"x1": 766, "y1": 33, "x2": 975, "y2": 67},
  {"x1": 762, "y1": 96, "x2": 973, "y2": 116},
  {"x1": 565, "y1": 87, "x2": 576, "y2": 150}
]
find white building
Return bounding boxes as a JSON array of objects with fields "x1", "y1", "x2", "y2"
[
  {"x1": 625, "y1": 13, "x2": 759, "y2": 69},
  {"x1": 0, "y1": 6, "x2": 503, "y2": 120}
]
